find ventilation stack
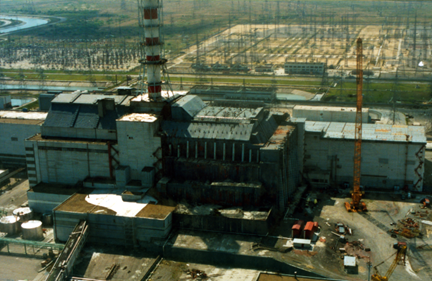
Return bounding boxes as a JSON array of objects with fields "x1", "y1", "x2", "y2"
[{"x1": 139, "y1": 0, "x2": 166, "y2": 100}]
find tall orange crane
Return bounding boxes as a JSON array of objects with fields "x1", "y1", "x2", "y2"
[{"x1": 345, "y1": 38, "x2": 367, "y2": 212}]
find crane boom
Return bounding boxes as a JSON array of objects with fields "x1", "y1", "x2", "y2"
[
  {"x1": 372, "y1": 242, "x2": 407, "y2": 281},
  {"x1": 346, "y1": 38, "x2": 367, "y2": 212}
]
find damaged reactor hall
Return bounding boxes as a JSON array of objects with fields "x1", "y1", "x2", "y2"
[
  {"x1": 17, "y1": 90, "x2": 428, "y2": 246},
  {"x1": 23, "y1": 91, "x2": 300, "y2": 244}
]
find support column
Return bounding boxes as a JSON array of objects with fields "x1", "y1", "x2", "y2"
[{"x1": 205, "y1": 142, "x2": 208, "y2": 159}]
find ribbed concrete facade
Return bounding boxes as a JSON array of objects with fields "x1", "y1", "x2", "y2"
[{"x1": 25, "y1": 137, "x2": 112, "y2": 187}]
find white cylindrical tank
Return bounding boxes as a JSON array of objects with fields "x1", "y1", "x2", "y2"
[
  {"x1": 0, "y1": 216, "x2": 20, "y2": 235},
  {"x1": 13, "y1": 207, "x2": 33, "y2": 222},
  {"x1": 21, "y1": 220, "x2": 44, "y2": 241}
]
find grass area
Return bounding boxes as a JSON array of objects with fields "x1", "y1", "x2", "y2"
[
  {"x1": 324, "y1": 82, "x2": 432, "y2": 103},
  {"x1": 21, "y1": 100, "x2": 39, "y2": 110},
  {"x1": 169, "y1": 76, "x2": 322, "y2": 86},
  {"x1": 0, "y1": 69, "x2": 139, "y2": 76},
  {"x1": 5, "y1": 73, "x2": 118, "y2": 82}
]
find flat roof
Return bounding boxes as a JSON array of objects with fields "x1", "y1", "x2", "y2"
[
  {"x1": 27, "y1": 134, "x2": 110, "y2": 145},
  {"x1": 0, "y1": 111, "x2": 47, "y2": 122},
  {"x1": 195, "y1": 106, "x2": 263, "y2": 121},
  {"x1": 52, "y1": 93, "x2": 130, "y2": 105},
  {"x1": 55, "y1": 193, "x2": 173, "y2": 219},
  {"x1": 305, "y1": 121, "x2": 426, "y2": 143},
  {"x1": 293, "y1": 105, "x2": 368, "y2": 113},
  {"x1": 344, "y1": 256, "x2": 356, "y2": 267},
  {"x1": 130, "y1": 91, "x2": 187, "y2": 103}
]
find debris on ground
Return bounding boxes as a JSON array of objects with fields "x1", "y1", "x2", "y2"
[
  {"x1": 388, "y1": 217, "x2": 422, "y2": 238},
  {"x1": 186, "y1": 268, "x2": 208, "y2": 279},
  {"x1": 344, "y1": 241, "x2": 370, "y2": 260},
  {"x1": 334, "y1": 222, "x2": 353, "y2": 235}
]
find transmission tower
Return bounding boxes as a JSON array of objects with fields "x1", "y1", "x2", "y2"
[
  {"x1": 25, "y1": 0, "x2": 36, "y2": 13},
  {"x1": 412, "y1": 11, "x2": 417, "y2": 67}
]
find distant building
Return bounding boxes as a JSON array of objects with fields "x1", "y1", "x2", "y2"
[
  {"x1": 284, "y1": 62, "x2": 325, "y2": 75},
  {"x1": 0, "y1": 111, "x2": 47, "y2": 166},
  {"x1": 189, "y1": 85, "x2": 276, "y2": 102},
  {"x1": 255, "y1": 64, "x2": 274, "y2": 73},
  {"x1": 0, "y1": 95, "x2": 12, "y2": 109}
]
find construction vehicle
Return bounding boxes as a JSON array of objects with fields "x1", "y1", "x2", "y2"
[
  {"x1": 371, "y1": 242, "x2": 407, "y2": 281},
  {"x1": 421, "y1": 198, "x2": 431, "y2": 208},
  {"x1": 345, "y1": 38, "x2": 367, "y2": 212}
]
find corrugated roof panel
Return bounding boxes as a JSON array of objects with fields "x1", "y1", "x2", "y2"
[
  {"x1": 311, "y1": 121, "x2": 426, "y2": 143},
  {"x1": 162, "y1": 121, "x2": 254, "y2": 141},
  {"x1": 52, "y1": 93, "x2": 81, "y2": 104}
]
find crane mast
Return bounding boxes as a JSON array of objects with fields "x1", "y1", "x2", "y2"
[{"x1": 346, "y1": 38, "x2": 367, "y2": 212}]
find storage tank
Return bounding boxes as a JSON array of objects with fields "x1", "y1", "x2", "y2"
[
  {"x1": 42, "y1": 213, "x2": 52, "y2": 226},
  {"x1": 21, "y1": 220, "x2": 44, "y2": 241},
  {"x1": 13, "y1": 207, "x2": 33, "y2": 222},
  {"x1": 0, "y1": 216, "x2": 21, "y2": 235}
]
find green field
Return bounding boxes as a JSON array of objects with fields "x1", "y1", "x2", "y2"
[{"x1": 325, "y1": 82, "x2": 432, "y2": 103}]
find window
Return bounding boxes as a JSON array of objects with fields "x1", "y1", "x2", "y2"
[
  {"x1": 11, "y1": 137, "x2": 18, "y2": 141},
  {"x1": 379, "y1": 158, "x2": 388, "y2": 164}
]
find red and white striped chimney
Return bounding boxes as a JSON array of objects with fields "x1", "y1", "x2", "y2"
[{"x1": 141, "y1": 0, "x2": 164, "y2": 99}]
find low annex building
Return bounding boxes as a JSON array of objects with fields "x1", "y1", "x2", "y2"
[
  {"x1": 302, "y1": 121, "x2": 426, "y2": 191},
  {"x1": 0, "y1": 111, "x2": 47, "y2": 166}
]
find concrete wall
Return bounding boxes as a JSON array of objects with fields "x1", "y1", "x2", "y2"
[
  {"x1": 27, "y1": 191, "x2": 72, "y2": 214},
  {"x1": 292, "y1": 106, "x2": 369, "y2": 123},
  {"x1": 165, "y1": 180, "x2": 263, "y2": 207},
  {"x1": 304, "y1": 133, "x2": 426, "y2": 191},
  {"x1": 25, "y1": 140, "x2": 112, "y2": 186},
  {"x1": 117, "y1": 119, "x2": 161, "y2": 180},
  {"x1": 0, "y1": 96, "x2": 11, "y2": 109},
  {"x1": 53, "y1": 210, "x2": 172, "y2": 245},
  {"x1": 173, "y1": 213, "x2": 272, "y2": 235},
  {"x1": 0, "y1": 123, "x2": 42, "y2": 157},
  {"x1": 41, "y1": 126, "x2": 117, "y2": 141}
]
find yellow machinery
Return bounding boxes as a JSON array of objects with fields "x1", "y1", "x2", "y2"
[
  {"x1": 345, "y1": 38, "x2": 367, "y2": 212},
  {"x1": 372, "y1": 242, "x2": 407, "y2": 281}
]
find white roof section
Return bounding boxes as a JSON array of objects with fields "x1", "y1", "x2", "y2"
[
  {"x1": 344, "y1": 256, "x2": 356, "y2": 267},
  {"x1": 293, "y1": 238, "x2": 312, "y2": 244},
  {"x1": 305, "y1": 121, "x2": 427, "y2": 143},
  {"x1": 0, "y1": 111, "x2": 47, "y2": 120},
  {"x1": 85, "y1": 193, "x2": 157, "y2": 217},
  {"x1": 118, "y1": 113, "x2": 158, "y2": 123},
  {"x1": 294, "y1": 105, "x2": 368, "y2": 113}
]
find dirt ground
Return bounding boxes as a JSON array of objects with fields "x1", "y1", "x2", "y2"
[{"x1": 279, "y1": 189, "x2": 432, "y2": 281}]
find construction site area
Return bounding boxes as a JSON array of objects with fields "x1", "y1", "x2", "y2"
[{"x1": 1, "y1": 1, "x2": 432, "y2": 281}]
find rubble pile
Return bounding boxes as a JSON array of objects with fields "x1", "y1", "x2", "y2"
[
  {"x1": 388, "y1": 217, "x2": 422, "y2": 238},
  {"x1": 344, "y1": 241, "x2": 369, "y2": 260}
]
